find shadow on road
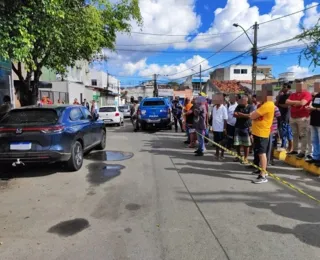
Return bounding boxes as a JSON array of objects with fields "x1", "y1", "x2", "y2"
[
  {"x1": 258, "y1": 223, "x2": 320, "y2": 248},
  {"x1": 140, "y1": 130, "x2": 320, "y2": 248},
  {"x1": 0, "y1": 163, "x2": 67, "y2": 180}
]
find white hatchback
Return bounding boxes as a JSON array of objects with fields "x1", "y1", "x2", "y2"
[{"x1": 98, "y1": 106, "x2": 124, "y2": 126}]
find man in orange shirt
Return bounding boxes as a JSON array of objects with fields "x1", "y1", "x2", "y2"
[{"x1": 250, "y1": 87, "x2": 275, "y2": 184}]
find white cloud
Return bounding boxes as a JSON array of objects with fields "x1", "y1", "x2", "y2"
[
  {"x1": 96, "y1": 0, "x2": 320, "y2": 81},
  {"x1": 122, "y1": 58, "x2": 147, "y2": 75},
  {"x1": 115, "y1": 0, "x2": 200, "y2": 49},
  {"x1": 122, "y1": 55, "x2": 211, "y2": 80},
  {"x1": 189, "y1": 0, "x2": 319, "y2": 51},
  {"x1": 287, "y1": 65, "x2": 311, "y2": 78},
  {"x1": 303, "y1": 2, "x2": 320, "y2": 29}
]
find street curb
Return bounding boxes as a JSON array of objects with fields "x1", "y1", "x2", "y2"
[{"x1": 273, "y1": 150, "x2": 320, "y2": 176}]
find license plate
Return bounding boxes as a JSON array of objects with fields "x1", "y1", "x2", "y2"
[
  {"x1": 10, "y1": 142, "x2": 32, "y2": 150},
  {"x1": 104, "y1": 119, "x2": 112, "y2": 122}
]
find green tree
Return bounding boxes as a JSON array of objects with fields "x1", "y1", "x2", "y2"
[
  {"x1": 298, "y1": 19, "x2": 320, "y2": 69},
  {"x1": 0, "y1": 0, "x2": 142, "y2": 105}
]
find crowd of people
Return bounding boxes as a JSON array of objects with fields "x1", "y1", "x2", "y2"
[{"x1": 178, "y1": 80, "x2": 320, "y2": 184}]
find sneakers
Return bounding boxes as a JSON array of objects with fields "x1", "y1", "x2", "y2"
[
  {"x1": 252, "y1": 169, "x2": 269, "y2": 176},
  {"x1": 253, "y1": 175, "x2": 268, "y2": 184},
  {"x1": 296, "y1": 153, "x2": 305, "y2": 159},
  {"x1": 195, "y1": 152, "x2": 204, "y2": 156},
  {"x1": 305, "y1": 158, "x2": 320, "y2": 164},
  {"x1": 306, "y1": 154, "x2": 313, "y2": 160},
  {"x1": 252, "y1": 169, "x2": 260, "y2": 175}
]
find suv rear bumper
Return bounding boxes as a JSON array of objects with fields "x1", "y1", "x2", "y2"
[
  {"x1": 140, "y1": 118, "x2": 171, "y2": 127},
  {"x1": 0, "y1": 151, "x2": 71, "y2": 164}
]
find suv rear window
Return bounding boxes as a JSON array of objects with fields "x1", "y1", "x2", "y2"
[
  {"x1": 99, "y1": 107, "x2": 116, "y2": 112},
  {"x1": 0, "y1": 109, "x2": 59, "y2": 125},
  {"x1": 142, "y1": 100, "x2": 165, "y2": 106}
]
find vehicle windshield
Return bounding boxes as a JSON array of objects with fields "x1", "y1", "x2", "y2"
[
  {"x1": 142, "y1": 100, "x2": 165, "y2": 106},
  {"x1": 99, "y1": 107, "x2": 116, "y2": 112},
  {"x1": 0, "y1": 109, "x2": 59, "y2": 126},
  {"x1": 119, "y1": 106, "x2": 129, "y2": 110}
]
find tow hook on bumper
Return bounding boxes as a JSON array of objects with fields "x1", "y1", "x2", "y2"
[{"x1": 12, "y1": 159, "x2": 25, "y2": 167}]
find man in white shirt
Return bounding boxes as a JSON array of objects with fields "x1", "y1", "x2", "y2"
[
  {"x1": 226, "y1": 94, "x2": 238, "y2": 149},
  {"x1": 212, "y1": 93, "x2": 228, "y2": 159}
]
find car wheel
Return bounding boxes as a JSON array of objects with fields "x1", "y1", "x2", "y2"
[
  {"x1": 141, "y1": 122, "x2": 147, "y2": 131},
  {"x1": 96, "y1": 130, "x2": 106, "y2": 150},
  {"x1": 67, "y1": 141, "x2": 83, "y2": 171}
]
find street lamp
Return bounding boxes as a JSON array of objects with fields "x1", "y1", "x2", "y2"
[
  {"x1": 233, "y1": 22, "x2": 258, "y2": 94},
  {"x1": 233, "y1": 23, "x2": 254, "y2": 45}
]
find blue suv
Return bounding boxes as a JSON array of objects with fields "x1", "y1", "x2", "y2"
[
  {"x1": 138, "y1": 97, "x2": 172, "y2": 130},
  {"x1": 0, "y1": 105, "x2": 106, "y2": 171}
]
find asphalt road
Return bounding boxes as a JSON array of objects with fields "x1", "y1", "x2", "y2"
[{"x1": 1, "y1": 119, "x2": 320, "y2": 260}]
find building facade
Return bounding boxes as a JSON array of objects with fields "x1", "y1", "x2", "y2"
[{"x1": 211, "y1": 65, "x2": 273, "y2": 81}]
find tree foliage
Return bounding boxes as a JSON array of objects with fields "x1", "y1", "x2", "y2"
[
  {"x1": 0, "y1": 0, "x2": 142, "y2": 105},
  {"x1": 298, "y1": 19, "x2": 320, "y2": 69}
]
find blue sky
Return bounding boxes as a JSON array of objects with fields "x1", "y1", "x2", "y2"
[{"x1": 98, "y1": 0, "x2": 320, "y2": 87}]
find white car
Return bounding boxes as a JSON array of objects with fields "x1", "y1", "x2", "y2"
[{"x1": 98, "y1": 106, "x2": 124, "y2": 126}]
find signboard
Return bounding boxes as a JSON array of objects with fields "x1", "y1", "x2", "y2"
[{"x1": 158, "y1": 89, "x2": 173, "y2": 97}]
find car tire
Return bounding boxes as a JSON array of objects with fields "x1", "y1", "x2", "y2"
[
  {"x1": 96, "y1": 130, "x2": 106, "y2": 150},
  {"x1": 141, "y1": 122, "x2": 147, "y2": 131},
  {"x1": 168, "y1": 123, "x2": 173, "y2": 130},
  {"x1": 67, "y1": 141, "x2": 83, "y2": 171}
]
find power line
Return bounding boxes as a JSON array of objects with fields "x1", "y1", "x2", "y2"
[
  {"x1": 114, "y1": 48, "x2": 245, "y2": 53},
  {"x1": 167, "y1": 50, "x2": 251, "y2": 81},
  {"x1": 116, "y1": 35, "x2": 224, "y2": 47},
  {"x1": 165, "y1": 30, "x2": 249, "y2": 77},
  {"x1": 114, "y1": 42, "x2": 306, "y2": 54},
  {"x1": 124, "y1": 30, "x2": 241, "y2": 37},
  {"x1": 258, "y1": 3, "x2": 320, "y2": 25}
]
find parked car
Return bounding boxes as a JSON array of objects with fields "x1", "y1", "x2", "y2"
[
  {"x1": 0, "y1": 105, "x2": 106, "y2": 171},
  {"x1": 119, "y1": 105, "x2": 131, "y2": 118},
  {"x1": 98, "y1": 106, "x2": 124, "y2": 126},
  {"x1": 138, "y1": 97, "x2": 172, "y2": 130}
]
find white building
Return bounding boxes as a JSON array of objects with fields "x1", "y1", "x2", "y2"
[
  {"x1": 211, "y1": 65, "x2": 273, "y2": 81},
  {"x1": 89, "y1": 70, "x2": 121, "y2": 106},
  {"x1": 279, "y1": 72, "x2": 295, "y2": 82},
  {"x1": 124, "y1": 81, "x2": 154, "y2": 102}
]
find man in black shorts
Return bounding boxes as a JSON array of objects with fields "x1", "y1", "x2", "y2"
[
  {"x1": 234, "y1": 95, "x2": 254, "y2": 164},
  {"x1": 250, "y1": 88, "x2": 275, "y2": 184}
]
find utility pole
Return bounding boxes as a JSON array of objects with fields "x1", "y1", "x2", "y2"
[
  {"x1": 107, "y1": 72, "x2": 109, "y2": 91},
  {"x1": 153, "y1": 74, "x2": 158, "y2": 97},
  {"x1": 199, "y1": 65, "x2": 202, "y2": 92},
  {"x1": 117, "y1": 80, "x2": 120, "y2": 106},
  {"x1": 252, "y1": 22, "x2": 258, "y2": 94}
]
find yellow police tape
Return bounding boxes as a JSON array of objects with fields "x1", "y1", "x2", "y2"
[{"x1": 196, "y1": 131, "x2": 320, "y2": 204}]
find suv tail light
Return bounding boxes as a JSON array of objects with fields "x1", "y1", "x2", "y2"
[
  {"x1": 0, "y1": 125, "x2": 64, "y2": 134},
  {"x1": 115, "y1": 112, "x2": 120, "y2": 117}
]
